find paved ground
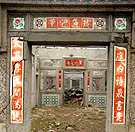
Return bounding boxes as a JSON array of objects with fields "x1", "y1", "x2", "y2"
[{"x1": 31, "y1": 105, "x2": 106, "y2": 132}]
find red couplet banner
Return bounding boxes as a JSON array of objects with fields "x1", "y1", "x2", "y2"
[
  {"x1": 10, "y1": 37, "x2": 24, "y2": 123},
  {"x1": 112, "y1": 46, "x2": 127, "y2": 124}
]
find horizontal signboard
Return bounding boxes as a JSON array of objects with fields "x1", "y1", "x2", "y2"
[{"x1": 63, "y1": 58, "x2": 86, "y2": 69}]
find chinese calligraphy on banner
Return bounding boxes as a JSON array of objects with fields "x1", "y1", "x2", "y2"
[
  {"x1": 10, "y1": 37, "x2": 24, "y2": 123},
  {"x1": 58, "y1": 70, "x2": 62, "y2": 90},
  {"x1": 46, "y1": 18, "x2": 94, "y2": 29},
  {"x1": 112, "y1": 46, "x2": 127, "y2": 124},
  {"x1": 87, "y1": 71, "x2": 90, "y2": 91},
  {"x1": 65, "y1": 59, "x2": 84, "y2": 67}
]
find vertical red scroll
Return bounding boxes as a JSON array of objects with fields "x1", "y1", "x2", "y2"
[
  {"x1": 58, "y1": 70, "x2": 62, "y2": 90},
  {"x1": 10, "y1": 37, "x2": 24, "y2": 123},
  {"x1": 112, "y1": 46, "x2": 127, "y2": 124},
  {"x1": 87, "y1": 71, "x2": 90, "y2": 91}
]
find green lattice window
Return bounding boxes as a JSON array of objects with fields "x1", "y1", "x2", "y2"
[
  {"x1": 42, "y1": 94, "x2": 59, "y2": 106},
  {"x1": 89, "y1": 95, "x2": 106, "y2": 107}
]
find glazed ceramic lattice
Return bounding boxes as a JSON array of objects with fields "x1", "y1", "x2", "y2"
[
  {"x1": 89, "y1": 95, "x2": 106, "y2": 107},
  {"x1": 42, "y1": 94, "x2": 59, "y2": 106},
  {"x1": 13, "y1": 18, "x2": 25, "y2": 29}
]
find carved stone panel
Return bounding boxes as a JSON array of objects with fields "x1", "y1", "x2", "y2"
[
  {"x1": 45, "y1": 70, "x2": 56, "y2": 76},
  {"x1": 93, "y1": 70, "x2": 103, "y2": 76},
  {"x1": 40, "y1": 70, "x2": 44, "y2": 91},
  {"x1": 40, "y1": 59, "x2": 61, "y2": 67},
  {"x1": 88, "y1": 61, "x2": 107, "y2": 69},
  {"x1": 92, "y1": 77, "x2": 103, "y2": 92},
  {"x1": 45, "y1": 77, "x2": 56, "y2": 92}
]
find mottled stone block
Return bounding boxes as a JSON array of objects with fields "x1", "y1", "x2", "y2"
[
  {"x1": 130, "y1": 53, "x2": 135, "y2": 124},
  {"x1": 40, "y1": 59, "x2": 61, "y2": 67},
  {"x1": 0, "y1": 123, "x2": 6, "y2": 132},
  {"x1": 93, "y1": 70, "x2": 103, "y2": 76},
  {"x1": 40, "y1": 70, "x2": 44, "y2": 90},
  {"x1": 45, "y1": 70, "x2": 56, "y2": 76},
  {"x1": 88, "y1": 61, "x2": 107, "y2": 69},
  {"x1": 0, "y1": 54, "x2": 7, "y2": 123}
]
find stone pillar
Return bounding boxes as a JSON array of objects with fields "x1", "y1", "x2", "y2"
[
  {"x1": 7, "y1": 41, "x2": 32, "y2": 132},
  {"x1": 0, "y1": 4, "x2": 8, "y2": 132},
  {"x1": 106, "y1": 43, "x2": 130, "y2": 132},
  {"x1": 106, "y1": 43, "x2": 114, "y2": 132},
  {"x1": 128, "y1": 10, "x2": 135, "y2": 132},
  {"x1": 0, "y1": 53, "x2": 7, "y2": 131},
  {"x1": 130, "y1": 50, "x2": 135, "y2": 124},
  {"x1": 132, "y1": 11, "x2": 135, "y2": 48},
  {"x1": 0, "y1": 4, "x2": 1, "y2": 47}
]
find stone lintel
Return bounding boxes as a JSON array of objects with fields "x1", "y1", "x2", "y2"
[{"x1": 28, "y1": 32, "x2": 111, "y2": 45}]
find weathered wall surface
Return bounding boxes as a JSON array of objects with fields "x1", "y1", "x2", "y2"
[
  {"x1": 0, "y1": 4, "x2": 8, "y2": 132},
  {"x1": 130, "y1": 52, "x2": 135, "y2": 124},
  {"x1": 38, "y1": 48, "x2": 107, "y2": 60},
  {"x1": 0, "y1": 53, "x2": 7, "y2": 123}
]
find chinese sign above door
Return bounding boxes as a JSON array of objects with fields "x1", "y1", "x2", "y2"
[
  {"x1": 10, "y1": 37, "x2": 24, "y2": 123},
  {"x1": 63, "y1": 58, "x2": 86, "y2": 69},
  {"x1": 34, "y1": 17, "x2": 95, "y2": 29},
  {"x1": 112, "y1": 46, "x2": 127, "y2": 124}
]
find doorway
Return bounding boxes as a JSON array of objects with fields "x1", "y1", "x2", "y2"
[
  {"x1": 63, "y1": 70, "x2": 84, "y2": 106},
  {"x1": 30, "y1": 45, "x2": 108, "y2": 132}
]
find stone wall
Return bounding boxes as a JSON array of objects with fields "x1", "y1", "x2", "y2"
[
  {"x1": 0, "y1": 53, "x2": 7, "y2": 123},
  {"x1": 130, "y1": 52, "x2": 135, "y2": 124}
]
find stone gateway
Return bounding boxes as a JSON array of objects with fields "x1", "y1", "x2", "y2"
[{"x1": 0, "y1": 0, "x2": 135, "y2": 132}]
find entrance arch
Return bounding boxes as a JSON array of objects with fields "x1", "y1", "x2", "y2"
[{"x1": 7, "y1": 31, "x2": 123, "y2": 132}]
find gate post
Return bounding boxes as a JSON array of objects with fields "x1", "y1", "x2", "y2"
[{"x1": 106, "y1": 43, "x2": 114, "y2": 132}]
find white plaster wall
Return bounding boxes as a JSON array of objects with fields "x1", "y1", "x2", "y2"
[{"x1": 37, "y1": 47, "x2": 108, "y2": 60}]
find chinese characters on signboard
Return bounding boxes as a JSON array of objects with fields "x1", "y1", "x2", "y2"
[
  {"x1": 65, "y1": 59, "x2": 84, "y2": 67},
  {"x1": 87, "y1": 71, "x2": 90, "y2": 91},
  {"x1": 42, "y1": 18, "x2": 94, "y2": 29},
  {"x1": 59, "y1": 70, "x2": 62, "y2": 90},
  {"x1": 10, "y1": 37, "x2": 24, "y2": 123},
  {"x1": 47, "y1": 18, "x2": 93, "y2": 29},
  {"x1": 112, "y1": 46, "x2": 127, "y2": 124}
]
